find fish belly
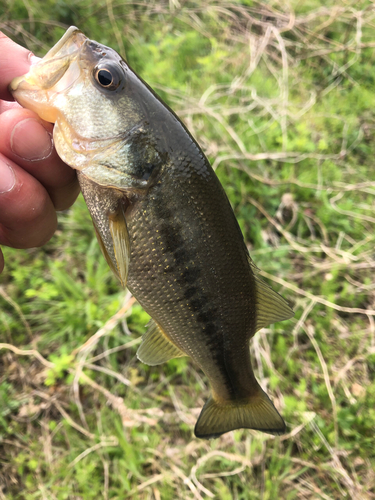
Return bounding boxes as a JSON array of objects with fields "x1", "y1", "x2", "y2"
[{"x1": 126, "y1": 164, "x2": 257, "y2": 402}]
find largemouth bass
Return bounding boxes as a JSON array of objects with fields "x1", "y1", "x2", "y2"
[{"x1": 10, "y1": 27, "x2": 294, "y2": 438}]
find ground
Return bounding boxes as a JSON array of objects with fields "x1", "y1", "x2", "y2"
[{"x1": 1, "y1": 1, "x2": 375, "y2": 498}]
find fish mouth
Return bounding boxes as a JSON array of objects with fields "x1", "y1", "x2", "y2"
[
  {"x1": 9, "y1": 26, "x2": 87, "y2": 122},
  {"x1": 43, "y1": 26, "x2": 86, "y2": 61}
]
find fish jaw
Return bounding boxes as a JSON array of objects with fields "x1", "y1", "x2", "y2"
[{"x1": 9, "y1": 27, "x2": 87, "y2": 123}]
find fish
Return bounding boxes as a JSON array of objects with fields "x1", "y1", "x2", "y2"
[{"x1": 10, "y1": 27, "x2": 294, "y2": 439}]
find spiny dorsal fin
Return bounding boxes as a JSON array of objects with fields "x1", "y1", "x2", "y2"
[
  {"x1": 137, "y1": 320, "x2": 186, "y2": 366},
  {"x1": 194, "y1": 385, "x2": 286, "y2": 439}
]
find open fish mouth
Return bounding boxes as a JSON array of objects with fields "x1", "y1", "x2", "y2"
[
  {"x1": 42, "y1": 26, "x2": 86, "y2": 61},
  {"x1": 9, "y1": 27, "x2": 87, "y2": 121}
]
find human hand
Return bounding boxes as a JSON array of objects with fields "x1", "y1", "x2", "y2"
[{"x1": 0, "y1": 32, "x2": 80, "y2": 273}]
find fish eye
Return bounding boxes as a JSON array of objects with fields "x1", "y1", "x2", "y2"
[{"x1": 93, "y1": 63, "x2": 122, "y2": 91}]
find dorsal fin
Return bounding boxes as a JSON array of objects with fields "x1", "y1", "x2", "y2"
[
  {"x1": 247, "y1": 256, "x2": 294, "y2": 331},
  {"x1": 137, "y1": 320, "x2": 186, "y2": 366},
  {"x1": 254, "y1": 274, "x2": 294, "y2": 331}
]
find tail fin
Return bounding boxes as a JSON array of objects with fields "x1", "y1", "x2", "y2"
[{"x1": 194, "y1": 387, "x2": 285, "y2": 439}]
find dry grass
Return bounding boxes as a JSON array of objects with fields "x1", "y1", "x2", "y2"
[{"x1": 1, "y1": 1, "x2": 375, "y2": 498}]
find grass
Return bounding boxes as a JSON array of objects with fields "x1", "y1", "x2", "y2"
[{"x1": 1, "y1": 0, "x2": 375, "y2": 498}]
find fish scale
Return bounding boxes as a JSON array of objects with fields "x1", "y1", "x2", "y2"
[
  {"x1": 127, "y1": 161, "x2": 259, "y2": 398},
  {"x1": 10, "y1": 26, "x2": 294, "y2": 438}
]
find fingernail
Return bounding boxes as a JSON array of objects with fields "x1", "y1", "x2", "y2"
[
  {"x1": 0, "y1": 159, "x2": 16, "y2": 193},
  {"x1": 11, "y1": 118, "x2": 53, "y2": 161}
]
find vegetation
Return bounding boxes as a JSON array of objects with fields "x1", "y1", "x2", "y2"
[{"x1": 1, "y1": 0, "x2": 375, "y2": 498}]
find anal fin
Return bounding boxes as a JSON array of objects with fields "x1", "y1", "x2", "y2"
[{"x1": 137, "y1": 320, "x2": 186, "y2": 366}]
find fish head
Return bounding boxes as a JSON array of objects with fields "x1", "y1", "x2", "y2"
[
  {"x1": 10, "y1": 26, "x2": 158, "y2": 189},
  {"x1": 10, "y1": 27, "x2": 169, "y2": 287}
]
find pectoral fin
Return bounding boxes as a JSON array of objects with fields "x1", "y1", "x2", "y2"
[
  {"x1": 108, "y1": 207, "x2": 130, "y2": 287},
  {"x1": 78, "y1": 171, "x2": 130, "y2": 288},
  {"x1": 91, "y1": 202, "x2": 130, "y2": 287},
  {"x1": 137, "y1": 320, "x2": 186, "y2": 366},
  {"x1": 94, "y1": 225, "x2": 119, "y2": 279}
]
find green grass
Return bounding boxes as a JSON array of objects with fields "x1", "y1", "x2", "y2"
[{"x1": 1, "y1": 1, "x2": 375, "y2": 498}]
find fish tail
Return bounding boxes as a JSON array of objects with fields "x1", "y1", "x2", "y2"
[{"x1": 194, "y1": 386, "x2": 286, "y2": 439}]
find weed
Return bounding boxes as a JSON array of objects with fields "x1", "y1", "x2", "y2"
[{"x1": 1, "y1": 1, "x2": 375, "y2": 498}]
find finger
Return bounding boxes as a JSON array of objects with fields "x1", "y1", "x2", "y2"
[
  {"x1": 0, "y1": 107, "x2": 80, "y2": 210},
  {"x1": 0, "y1": 99, "x2": 21, "y2": 114},
  {"x1": 0, "y1": 31, "x2": 36, "y2": 101},
  {"x1": 0, "y1": 153, "x2": 57, "y2": 249}
]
